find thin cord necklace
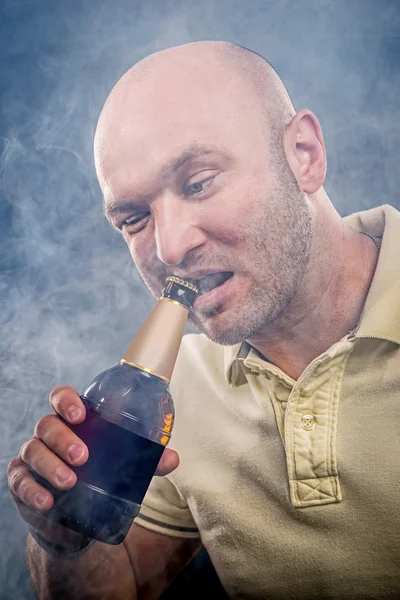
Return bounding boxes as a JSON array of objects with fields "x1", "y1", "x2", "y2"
[
  {"x1": 360, "y1": 231, "x2": 381, "y2": 250},
  {"x1": 348, "y1": 231, "x2": 381, "y2": 336}
]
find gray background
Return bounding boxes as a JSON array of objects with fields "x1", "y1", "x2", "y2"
[{"x1": 1, "y1": 0, "x2": 399, "y2": 597}]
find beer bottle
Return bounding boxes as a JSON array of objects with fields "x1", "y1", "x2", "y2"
[{"x1": 34, "y1": 276, "x2": 198, "y2": 544}]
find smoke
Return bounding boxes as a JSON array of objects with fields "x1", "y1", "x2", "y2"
[{"x1": 0, "y1": 0, "x2": 399, "y2": 597}]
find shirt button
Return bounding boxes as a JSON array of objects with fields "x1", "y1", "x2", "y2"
[{"x1": 301, "y1": 413, "x2": 316, "y2": 430}]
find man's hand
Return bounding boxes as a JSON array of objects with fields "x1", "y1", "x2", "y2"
[{"x1": 7, "y1": 385, "x2": 180, "y2": 546}]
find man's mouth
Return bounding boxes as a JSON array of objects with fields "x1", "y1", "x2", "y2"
[
  {"x1": 165, "y1": 271, "x2": 235, "y2": 312},
  {"x1": 195, "y1": 271, "x2": 234, "y2": 295}
]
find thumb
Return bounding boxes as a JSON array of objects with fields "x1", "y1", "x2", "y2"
[{"x1": 155, "y1": 448, "x2": 180, "y2": 476}]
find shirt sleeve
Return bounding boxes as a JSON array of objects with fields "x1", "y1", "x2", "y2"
[{"x1": 134, "y1": 475, "x2": 201, "y2": 539}]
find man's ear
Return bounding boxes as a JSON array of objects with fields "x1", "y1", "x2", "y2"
[{"x1": 283, "y1": 109, "x2": 327, "y2": 193}]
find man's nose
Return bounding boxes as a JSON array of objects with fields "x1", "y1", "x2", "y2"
[{"x1": 153, "y1": 196, "x2": 206, "y2": 267}]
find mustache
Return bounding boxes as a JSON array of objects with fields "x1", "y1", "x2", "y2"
[
  {"x1": 165, "y1": 250, "x2": 231, "y2": 278},
  {"x1": 141, "y1": 249, "x2": 232, "y2": 291}
]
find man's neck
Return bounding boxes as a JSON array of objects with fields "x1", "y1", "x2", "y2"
[{"x1": 246, "y1": 217, "x2": 380, "y2": 381}]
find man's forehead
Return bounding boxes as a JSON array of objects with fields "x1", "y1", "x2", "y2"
[
  {"x1": 94, "y1": 46, "x2": 268, "y2": 189},
  {"x1": 101, "y1": 142, "x2": 232, "y2": 205},
  {"x1": 97, "y1": 47, "x2": 261, "y2": 144},
  {"x1": 96, "y1": 83, "x2": 259, "y2": 188}
]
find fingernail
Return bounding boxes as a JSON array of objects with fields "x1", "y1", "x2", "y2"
[
  {"x1": 56, "y1": 466, "x2": 74, "y2": 483},
  {"x1": 68, "y1": 406, "x2": 82, "y2": 421},
  {"x1": 35, "y1": 492, "x2": 49, "y2": 506},
  {"x1": 67, "y1": 444, "x2": 84, "y2": 463}
]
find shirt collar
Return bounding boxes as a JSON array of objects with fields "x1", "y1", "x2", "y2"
[
  {"x1": 224, "y1": 341, "x2": 249, "y2": 387},
  {"x1": 224, "y1": 204, "x2": 400, "y2": 387},
  {"x1": 344, "y1": 204, "x2": 400, "y2": 344}
]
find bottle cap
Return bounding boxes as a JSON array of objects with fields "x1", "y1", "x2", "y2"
[{"x1": 162, "y1": 276, "x2": 198, "y2": 308}]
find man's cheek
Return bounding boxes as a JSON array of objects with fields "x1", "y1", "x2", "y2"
[
  {"x1": 139, "y1": 256, "x2": 167, "y2": 292},
  {"x1": 126, "y1": 236, "x2": 167, "y2": 290},
  {"x1": 127, "y1": 238, "x2": 148, "y2": 269}
]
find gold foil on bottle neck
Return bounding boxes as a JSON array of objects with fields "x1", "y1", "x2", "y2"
[
  {"x1": 122, "y1": 297, "x2": 189, "y2": 383},
  {"x1": 119, "y1": 359, "x2": 170, "y2": 382}
]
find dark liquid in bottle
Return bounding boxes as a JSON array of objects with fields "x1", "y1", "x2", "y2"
[{"x1": 36, "y1": 406, "x2": 164, "y2": 544}]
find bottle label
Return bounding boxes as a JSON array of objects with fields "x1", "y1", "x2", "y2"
[{"x1": 69, "y1": 408, "x2": 164, "y2": 505}]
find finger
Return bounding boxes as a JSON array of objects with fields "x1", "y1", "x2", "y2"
[
  {"x1": 155, "y1": 448, "x2": 180, "y2": 476},
  {"x1": 7, "y1": 468, "x2": 86, "y2": 546},
  {"x1": 33, "y1": 414, "x2": 88, "y2": 467},
  {"x1": 19, "y1": 436, "x2": 79, "y2": 491},
  {"x1": 49, "y1": 386, "x2": 86, "y2": 424},
  {"x1": 8, "y1": 458, "x2": 54, "y2": 511}
]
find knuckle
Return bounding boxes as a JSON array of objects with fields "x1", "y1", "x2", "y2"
[
  {"x1": 10, "y1": 467, "x2": 28, "y2": 497},
  {"x1": 49, "y1": 386, "x2": 79, "y2": 411},
  {"x1": 34, "y1": 414, "x2": 56, "y2": 439},
  {"x1": 19, "y1": 438, "x2": 38, "y2": 463},
  {"x1": 7, "y1": 457, "x2": 21, "y2": 478}
]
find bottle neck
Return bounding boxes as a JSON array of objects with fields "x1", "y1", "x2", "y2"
[{"x1": 121, "y1": 297, "x2": 189, "y2": 383}]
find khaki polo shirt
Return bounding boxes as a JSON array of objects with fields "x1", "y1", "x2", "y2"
[{"x1": 135, "y1": 204, "x2": 400, "y2": 599}]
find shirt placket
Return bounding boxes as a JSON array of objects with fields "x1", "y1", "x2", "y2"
[
  {"x1": 243, "y1": 339, "x2": 356, "y2": 508},
  {"x1": 284, "y1": 344, "x2": 355, "y2": 507}
]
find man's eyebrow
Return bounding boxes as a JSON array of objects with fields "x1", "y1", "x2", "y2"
[
  {"x1": 161, "y1": 145, "x2": 226, "y2": 177},
  {"x1": 104, "y1": 145, "x2": 229, "y2": 221}
]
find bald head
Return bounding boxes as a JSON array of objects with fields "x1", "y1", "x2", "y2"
[
  {"x1": 93, "y1": 41, "x2": 325, "y2": 344},
  {"x1": 94, "y1": 41, "x2": 295, "y2": 187},
  {"x1": 101, "y1": 41, "x2": 294, "y2": 117}
]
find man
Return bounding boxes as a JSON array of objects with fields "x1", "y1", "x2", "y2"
[{"x1": 7, "y1": 41, "x2": 400, "y2": 599}]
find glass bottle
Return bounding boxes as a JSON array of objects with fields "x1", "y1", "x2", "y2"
[{"x1": 34, "y1": 276, "x2": 198, "y2": 544}]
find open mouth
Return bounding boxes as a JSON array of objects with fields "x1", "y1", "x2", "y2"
[{"x1": 194, "y1": 272, "x2": 234, "y2": 296}]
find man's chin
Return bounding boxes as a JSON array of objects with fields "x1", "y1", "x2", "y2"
[{"x1": 187, "y1": 307, "x2": 246, "y2": 346}]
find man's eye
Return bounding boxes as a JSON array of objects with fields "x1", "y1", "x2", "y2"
[
  {"x1": 183, "y1": 177, "x2": 214, "y2": 196},
  {"x1": 121, "y1": 214, "x2": 149, "y2": 231}
]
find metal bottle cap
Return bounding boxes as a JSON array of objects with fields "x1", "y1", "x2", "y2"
[{"x1": 162, "y1": 276, "x2": 198, "y2": 308}]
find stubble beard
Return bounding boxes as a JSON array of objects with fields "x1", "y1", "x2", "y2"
[
  {"x1": 136, "y1": 159, "x2": 313, "y2": 348},
  {"x1": 188, "y1": 170, "x2": 313, "y2": 346}
]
